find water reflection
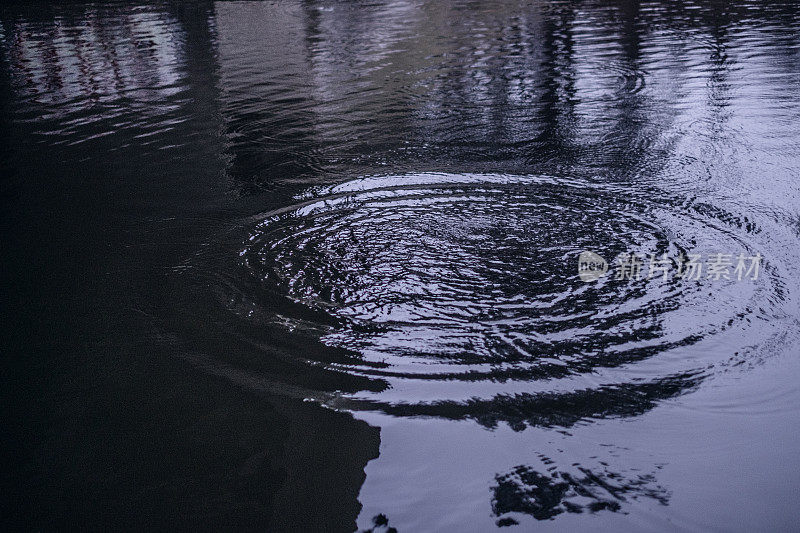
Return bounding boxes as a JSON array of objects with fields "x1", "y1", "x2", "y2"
[
  {"x1": 3, "y1": 0, "x2": 800, "y2": 530},
  {"x1": 221, "y1": 173, "x2": 783, "y2": 423},
  {"x1": 3, "y1": 5, "x2": 185, "y2": 134},
  {"x1": 492, "y1": 462, "x2": 669, "y2": 523}
]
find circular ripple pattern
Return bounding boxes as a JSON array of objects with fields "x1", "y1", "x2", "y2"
[{"x1": 214, "y1": 173, "x2": 784, "y2": 424}]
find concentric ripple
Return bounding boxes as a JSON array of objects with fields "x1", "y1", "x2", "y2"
[{"x1": 187, "y1": 173, "x2": 786, "y2": 426}]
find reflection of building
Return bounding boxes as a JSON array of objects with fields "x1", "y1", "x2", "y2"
[
  {"x1": 208, "y1": 0, "x2": 800, "y2": 192},
  {"x1": 2, "y1": 7, "x2": 184, "y2": 117},
  {"x1": 207, "y1": 0, "x2": 695, "y2": 189},
  {"x1": 211, "y1": 1, "x2": 553, "y2": 187}
]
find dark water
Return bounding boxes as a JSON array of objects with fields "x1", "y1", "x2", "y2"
[{"x1": 2, "y1": 0, "x2": 800, "y2": 530}]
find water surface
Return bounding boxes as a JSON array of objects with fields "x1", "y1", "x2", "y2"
[{"x1": 2, "y1": 1, "x2": 800, "y2": 530}]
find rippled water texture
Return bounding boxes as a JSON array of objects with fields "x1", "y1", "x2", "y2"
[
  {"x1": 3, "y1": 1, "x2": 800, "y2": 531},
  {"x1": 200, "y1": 172, "x2": 789, "y2": 422}
]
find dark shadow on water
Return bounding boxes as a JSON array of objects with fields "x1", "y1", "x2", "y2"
[
  {"x1": 346, "y1": 373, "x2": 701, "y2": 431},
  {"x1": 492, "y1": 462, "x2": 669, "y2": 523}
]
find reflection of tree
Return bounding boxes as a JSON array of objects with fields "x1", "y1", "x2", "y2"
[
  {"x1": 492, "y1": 463, "x2": 668, "y2": 524},
  {"x1": 705, "y1": 2, "x2": 734, "y2": 143},
  {"x1": 525, "y1": 3, "x2": 579, "y2": 168},
  {"x1": 360, "y1": 513, "x2": 398, "y2": 533}
]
